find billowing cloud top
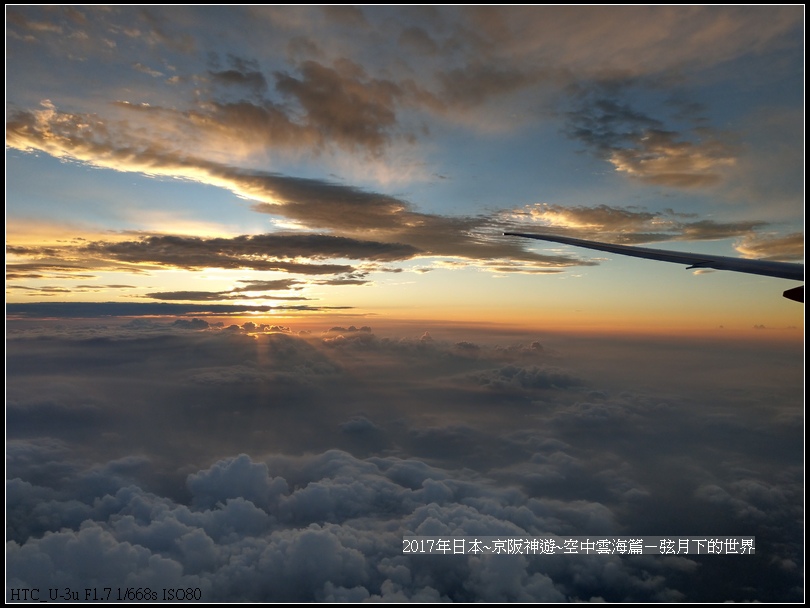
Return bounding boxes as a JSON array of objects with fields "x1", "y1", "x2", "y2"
[{"x1": 6, "y1": 320, "x2": 804, "y2": 601}]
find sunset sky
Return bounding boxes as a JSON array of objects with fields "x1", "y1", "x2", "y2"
[
  {"x1": 6, "y1": 7, "x2": 805, "y2": 603},
  {"x1": 6, "y1": 5, "x2": 804, "y2": 334}
]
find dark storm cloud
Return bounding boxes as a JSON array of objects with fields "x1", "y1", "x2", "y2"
[{"x1": 5, "y1": 322, "x2": 804, "y2": 601}]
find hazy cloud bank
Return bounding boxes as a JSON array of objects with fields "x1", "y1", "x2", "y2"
[{"x1": 6, "y1": 321, "x2": 803, "y2": 601}]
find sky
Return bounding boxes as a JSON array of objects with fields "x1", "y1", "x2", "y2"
[
  {"x1": 5, "y1": 6, "x2": 805, "y2": 603},
  {"x1": 5, "y1": 5, "x2": 805, "y2": 334}
]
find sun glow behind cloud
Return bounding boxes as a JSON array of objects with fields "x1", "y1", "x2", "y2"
[
  {"x1": 5, "y1": 9, "x2": 805, "y2": 600},
  {"x1": 8, "y1": 6, "x2": 804, "y2": 330},
  {"x1": 6, "y1": 317, "x2": 804, "y2": 601}
]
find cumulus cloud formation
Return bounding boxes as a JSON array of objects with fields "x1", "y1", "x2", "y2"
[
  {"x1": 11, "y1": 448, "x2": 689, "y2": 602},
  {"x1": 6, "y1": 321, "x2": 803, "y2": 601}
]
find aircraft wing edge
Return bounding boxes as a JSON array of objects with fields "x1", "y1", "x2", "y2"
[{"x1": 504, "y1": 232, "x2": 805, "y2": 283}]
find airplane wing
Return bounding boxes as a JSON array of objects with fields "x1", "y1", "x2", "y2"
[{"x1": 504, "y1": 232, "x2": 804, "y2": 302}]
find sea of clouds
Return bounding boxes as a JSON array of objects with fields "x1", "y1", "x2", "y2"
[{"x1": 6, "y1": 319, "x2": 803, "y2": 601}]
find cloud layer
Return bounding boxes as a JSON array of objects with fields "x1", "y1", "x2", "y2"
[
  {"x1": 5, "y1": 11, "x2": 804, "y2": 601},
  {"x1": 6, "y1": 320, "x2": 803, "y2": 601}
]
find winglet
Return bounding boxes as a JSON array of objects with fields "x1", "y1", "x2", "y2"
[
  {"x1": 505, "y1": 231, "x2": 804, "y2": 301},
  {"x1": 783, "y1": 286, "x2": 804, "y2": 303}
]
